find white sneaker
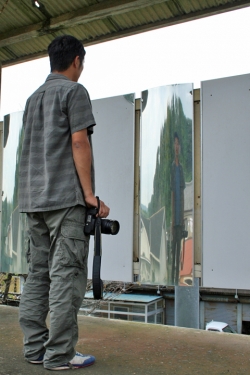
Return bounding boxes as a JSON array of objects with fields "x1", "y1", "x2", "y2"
[{"x1": 48, "y1": 352, "x2": 95, "y2": 371}]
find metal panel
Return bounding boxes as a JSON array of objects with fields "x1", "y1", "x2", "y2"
[
  {"x1": 204, "y1": 301, "x2": 237, "y2": 331},
  {"x1": 1, "y1": 112, "x2": 28, "y2": 274},
  {"x1": 202, "y1": 74, "x2": 250, "y2": 289},
  {"x1": 85, "y1": 291, "x2": 162, "y2": 303},
  {"x1": 242, "y1": 304, "x2": 250, "y2": 321},
  {"x1": 175, "y1": 277, "x2": 199, "y2": 328},
  {"x1": 88, "y1": 94, "x2": 135, "y2": 282},
  {"x1": 139, "y1": 84, "x2": 194, "y2": 286},
  {"x1": 165, "y1": 299, "x2": 175, "y2": 326}
]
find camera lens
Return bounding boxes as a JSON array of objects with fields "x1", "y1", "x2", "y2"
[
  {"x1": 101, "y1": 219, "x2": 120, "y2": 235},
  {"x1": 110, "y1": 220, "x2": 120, "y2": 235}
]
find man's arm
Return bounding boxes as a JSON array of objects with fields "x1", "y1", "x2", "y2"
[{"x1": 72, "y1": 128, "x2": 109, "y2": 218}]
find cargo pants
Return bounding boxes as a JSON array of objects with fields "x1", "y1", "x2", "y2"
[{"x1": 19, "y1": 205, "x2": 89, "y2": 369}]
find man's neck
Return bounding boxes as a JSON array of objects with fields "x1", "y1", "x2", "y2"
[{"x1": 52, "y1": 70, "x2": 76, "y2": 82}]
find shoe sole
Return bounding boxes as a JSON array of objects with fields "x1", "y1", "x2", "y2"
[
  {"x1": 27, "y1": 360, "x2": 44, "y2": 364},
  {"x1": 46, "y1": 362, "x2": 95, "y2": 371}
]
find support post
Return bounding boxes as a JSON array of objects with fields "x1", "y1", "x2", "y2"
[
  {"x1": 0, "y1": 61, "x2": 2, "y2": 274},
  {"x1": 175, "y1": 277, "x2": 200, "y2": 328},
  {"x1": 0, "y1": 61, "x2": 2, "y2": 115},
  {"x1": 133, "y1": 98, "x2": 141, "y2": 278},
  {"x1": 237, "y1": 303, "x2": 242, "y2": 334},
  {"x1": 193, "y1": 89, "x2": 201, "y2": 279},
  {"x1": 199, "y1": 300, "x2": 205, "y2": 329}
]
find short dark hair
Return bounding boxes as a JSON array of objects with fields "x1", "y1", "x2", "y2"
[
  {"x1": 48, "y1": 35, "x2": 86, "y2": 72},
  {"x1": 174, "y1": 132, "x2": 179, "y2": 142}
]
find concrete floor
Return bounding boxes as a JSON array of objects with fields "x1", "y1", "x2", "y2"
[{"x1": 1, "y1": 304, "x2": 250, "y2": 375}]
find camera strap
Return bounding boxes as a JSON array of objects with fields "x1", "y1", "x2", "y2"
[{"x1": 92, "y1": 196, "x2": 103, "y2": 299}]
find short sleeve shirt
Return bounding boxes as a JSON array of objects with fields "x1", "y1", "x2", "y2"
[{"x1": 19, "y1": 73, "x2": 96, "y2": 212}]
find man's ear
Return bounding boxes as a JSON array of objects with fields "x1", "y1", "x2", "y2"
[
  {"x1": 74, "y1": 56, "x2": 81, "y2": 68},
  {"x1": 71, "y1": 56, "x2": 79, "y2": 68}
]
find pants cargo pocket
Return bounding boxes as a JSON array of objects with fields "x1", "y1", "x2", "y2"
[{"x1": 59, "y1": 220, "x2": 89, "y2": 269}]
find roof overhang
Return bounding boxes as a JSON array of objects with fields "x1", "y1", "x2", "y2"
[{"x1": 0, "y1": 0, "x2": 250, "y2": 67}]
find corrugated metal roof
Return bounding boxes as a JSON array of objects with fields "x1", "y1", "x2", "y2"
[{"x1": 0, "y1": 0, "x2": 250, "y2": 66}]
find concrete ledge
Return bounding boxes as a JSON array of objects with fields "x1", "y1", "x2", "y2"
[{"x1": 1, "y1": 305, "x2": 250, "y2": 374}]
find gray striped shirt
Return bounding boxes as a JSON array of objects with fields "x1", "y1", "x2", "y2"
[{"x1": 19, "y1": 73, "x2": 96, "y2": 212}]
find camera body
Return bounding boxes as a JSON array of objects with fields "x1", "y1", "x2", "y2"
[
  {"x1": 84, "y1": 207, "x2": 120, "y2": 236},
  {"x1": 182, "y1": 230, "x2": 188, "y2": 239},
  {"x1": 84, "y1": 207, "x2": 98, "y2": 235}
]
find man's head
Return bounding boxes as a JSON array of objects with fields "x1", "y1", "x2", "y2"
[
  {"x1": 48, "y1": 35, "x2": 86, "y2": 81},
  {"x1": 174, "y1": 132, "x2": 180, "y2": 157}
]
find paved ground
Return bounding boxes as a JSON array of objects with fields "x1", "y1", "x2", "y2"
[{"x1": 1, "y1": 304, "x2": 250, "y2": 375}]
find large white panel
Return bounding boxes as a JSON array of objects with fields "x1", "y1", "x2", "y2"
[
  {"x1": 88, "y1": 94, "x2": 135, "y2": 282},
  {"x1": 202, "y1": 74, "x2": 250, "y2": 289},
  {"x1": 1, "y1": 112, "x2": 28, "y2": 274}
]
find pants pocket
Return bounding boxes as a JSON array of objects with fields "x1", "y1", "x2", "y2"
[{"x1": 59, "y1": 219, "x2": 89, "y2": 269}]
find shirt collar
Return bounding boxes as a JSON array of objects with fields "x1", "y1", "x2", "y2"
[{"x1": 46, "y1": 73, "x2": 71, "y2": 82}]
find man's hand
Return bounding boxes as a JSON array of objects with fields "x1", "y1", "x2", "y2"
[{"x1": 85, "y1": 195, "x2": 110, "y2": 218}]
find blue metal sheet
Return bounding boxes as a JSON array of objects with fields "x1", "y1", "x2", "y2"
[{"x1": 84, "y1": 292, "x2": 162, "y2": 303}]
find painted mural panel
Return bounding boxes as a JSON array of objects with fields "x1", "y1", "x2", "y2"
[
  {"x1": 1, "y1": 111, "x2": 28, "y2": 274},
  {"x1": 140, "y1": 84, "x2": 193, "y2": 286}
]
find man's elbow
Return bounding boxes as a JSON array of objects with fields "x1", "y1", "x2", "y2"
[
  {"x1": 72, "y1": 129, "x2": 89, "y2": 149},
  {"x1": 72, "y1": 138, "x2": 89, "y2": 150}
]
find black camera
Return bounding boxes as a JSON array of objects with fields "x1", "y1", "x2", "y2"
[
  {"x1": 84, "y1": 207, "x2": 120, "y2": 236},
  {"x1": 182, "y1": 230, "x2": 188, "y2": 239}
]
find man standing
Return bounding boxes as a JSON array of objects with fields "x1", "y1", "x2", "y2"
[
  {"x1": 18, "y1": 35, "x2": 109, "y2": 370},
  {"x1": 171, "y1": 132, "x2": 185, "y2": 285}
]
